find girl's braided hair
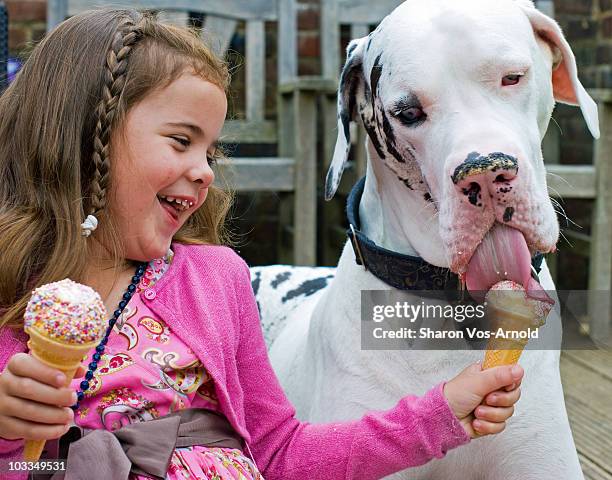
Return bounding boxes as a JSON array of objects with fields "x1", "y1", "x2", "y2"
[
  {"x1": 0, "y1": 9, "x2": 232, "y2": 329},
  {"x1": 89, "y1": 15, "x2": 144, "y2": 217}
]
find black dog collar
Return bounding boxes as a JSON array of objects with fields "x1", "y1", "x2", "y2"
[{"x1": 346, "y1": 176, "x2": 543, "y2": 291}]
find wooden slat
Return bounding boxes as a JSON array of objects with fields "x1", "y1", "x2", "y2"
[
  {"x1": 589, "y1": 100, "x2": 612, "y2": 345},
  {"x1": 535, "y1": 0, "x2": 555, "y2": 18},
  {"x1": 560, "y1": 354, "x2": 612, "y2": 421},
  {"x1": 67, "y1": 0, "x2": 280, "y2": 20},
  {"x1": 563, "y1": 350, "x2": 612, "y2": 382},
  {"x1": 563, "y1": 230, "x2": 592, "y2": 258},
  {"x1": 350, "y1": 23, "x2": 370, "y2": 40},
  {"x1": 246, "y1": 20, "x2": 265, "y2": 122},
  {"x1": 278, "y1": 0, "x2": 296, "y2": 84},
  {"x1": 321, "y1": 0, "x2": 340, "y2": 79},
  {"x1": 292, "y1": 89, "x2": 317, "y2": 265},
  {"x1": 221, "y1": 120, "x2": 277, "y2": 144},
  {"x1": 47, "y1": 0, "x2": 68, "y2": 31},
  {"x1": 561, "y1": 353, "x2": 612, "y2": 478},
  {"x1": 214, "y1": 157, "x2": 294, "y2": 192},
  {"x1": 579, "y1": 452, "x2": 612, "y2": 480},
  {"x1": 202, "y1": 15, "x2": 238, "y2": 57},
  {"x1": 564, "y1": 395, "x2": 612, "y2": 477},
  {"x1": 335, "y1": 0, "x2": 402, "y2": 24},
  {"x1": 546, "y1": 164, "x2": 596, "y2": 198},
  {"x1": 156, "y1": 10, "x2": 189, "y2": 27}
]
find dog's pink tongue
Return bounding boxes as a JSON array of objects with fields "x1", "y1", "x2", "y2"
[{"x1": 465, "y1": 224, "x2": 553, "y2": 304}]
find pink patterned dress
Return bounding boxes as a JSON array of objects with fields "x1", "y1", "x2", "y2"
[{"x1": 70, "y1": 251, "x2": 264, "y2": 480}]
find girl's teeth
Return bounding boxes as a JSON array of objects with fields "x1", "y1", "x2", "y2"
[{"x1": 159, "y1": 195, "x2": 192, "y2": 211}]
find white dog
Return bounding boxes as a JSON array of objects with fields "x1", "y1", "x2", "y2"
[{"x1": 253, "y1": 0, "x2": 600, "y2": 478}]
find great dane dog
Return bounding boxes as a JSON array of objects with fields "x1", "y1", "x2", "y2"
[{"x1": 252, "y1": 1, "x2": 600, "y2": 478}]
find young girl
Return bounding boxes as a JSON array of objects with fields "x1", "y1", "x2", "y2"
[{"x1": 0, "y1": 9, "x2": 524, "y2": 480}]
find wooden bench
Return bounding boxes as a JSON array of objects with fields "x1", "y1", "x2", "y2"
[{"x1": 47, "y1": 0, "x2": 318, "y2": 265}]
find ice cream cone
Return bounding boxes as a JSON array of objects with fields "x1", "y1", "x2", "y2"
[
  {"x1": 22, "y1": 279, "x2": 106, "y2": 462},
  {"x1": 23, "y1": 328, "x2": 97, "y2": 461},
  {"x1": 482, "y1": 281, "x2": 552, "y2": 370}
]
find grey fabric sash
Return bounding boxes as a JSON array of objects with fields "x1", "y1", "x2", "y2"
[{"x1": 50, "y1": 408, "x2": 243, "y2": 480}]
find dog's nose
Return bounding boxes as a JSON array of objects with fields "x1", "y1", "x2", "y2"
[{"x1": 451, "y1": 151, "x2": 518, "y2": 207}]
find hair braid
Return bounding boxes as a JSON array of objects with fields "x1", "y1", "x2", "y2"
[{"x1": 89, "y1": 16, "x2": 143, "y2": 216}]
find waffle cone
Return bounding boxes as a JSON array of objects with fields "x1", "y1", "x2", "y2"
[
  {"x1": 23, "y1": 327, "x2": 96, "y2": 462},
  {"x1": 482, "y1": 302, "x2": 532, "y2": 370}
]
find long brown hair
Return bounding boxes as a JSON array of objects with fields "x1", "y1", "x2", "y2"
[{"x1": 0, "y1": 9, "x2": 232, "y2": 329}]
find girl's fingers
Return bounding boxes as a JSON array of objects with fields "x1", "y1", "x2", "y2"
[
  {"x1": 7, "y1": 353, "x2": 68, "y2": 388},
  {"x1": 2, "y1": 395, "x2": 73, "y2": 425},
  {"x1": 485, "y1": 387, "x2": 521, "y2": 407},
  {"x1": 472, "y1": 419, "x2": 506, "y2": 436},
  {"x1": 504, "y1": 376, "x2": 523, "y2": 392},
  {"x1": 4, "y1": 370, "x2": 76, "y2": 407},
  {"x1": 475, "y1": 405, "x2": 514, "y2": 423},
  {"x1": 0, "y1": 415, "x2": 70, "y2": 441},
  {"x1": 74, "y1": 365, "x2": 87, "y2": 379}
]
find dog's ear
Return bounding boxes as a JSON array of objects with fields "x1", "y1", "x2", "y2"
[
  {"x1": 520, "y1": 4, "x2": 600, "y2": 138},
  {"x1": 325, "y1": 37, "x2": 367, "y2": 201}
]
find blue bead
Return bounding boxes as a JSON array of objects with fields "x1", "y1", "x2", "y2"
[
  {"x1": 132, "y1": 276, "x2": 140, "y2": 283},
  {"x1": 96, "y1": 345, "x2": 105, "y2": 353},
  {"x1": 100, "y1": 337, "x2": 108, "y2": 346},
  {"x1": 80, "y1": 380, "x2": 90, "y2": 390},
  {"x1": 88, "y1": 362, "x2": 98, "y2": 371},
  {"x1": 128, "y1": 284, "x2": 136, "y2": 292},
  {"x1": 70, "y1": 404, "x2": 78, "y2": 411},
  {"x1": 85, "y1": 371, "x2": 94, "y2": 380},
  {"x1": 93, "y1": 353, "x2": 101, "y2": 361},
  {"x1": 122, "y1": 292, "x2": 132, "y2": 301},
  {"x1": 113, "y1": 309, "x2": 122, "y2": 318},
  {"x1": 77, "y1": 391, "x2": 85, "y2": 401},
  {"x1": 119, "y1": 300, "x2": 127, "y2": 309}
]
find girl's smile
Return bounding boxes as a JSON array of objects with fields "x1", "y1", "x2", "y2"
[{"x1": 106, "y1": 72, "x2": 228, "y2": 262}]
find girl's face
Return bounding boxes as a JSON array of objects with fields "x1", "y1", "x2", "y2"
[{"x1": 106, "y1": 72, "x2": 227, "y2": 262}]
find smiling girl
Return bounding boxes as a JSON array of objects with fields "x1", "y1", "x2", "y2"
[{"x1": 0, "y1": 9, "x2": 523, "y2": 480}]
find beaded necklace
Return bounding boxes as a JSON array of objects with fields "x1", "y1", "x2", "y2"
[{"x1": 71, "y1": 261, "x2": 148, "y2": 410}]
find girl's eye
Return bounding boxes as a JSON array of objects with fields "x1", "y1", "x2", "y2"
[
  {"x1": 502, "y1": 74, "x2": 523, "y2": 86},
  {"x1": 396, "y1": 107, "x2": 426, "y2": 126},
  {"x1": 171, "y1": 136, "x2": 190, "y2": 147}
]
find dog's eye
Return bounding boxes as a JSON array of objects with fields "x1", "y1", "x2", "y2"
[
  {"x1": 502, "y1": 74, "x2": 522, "y2": 86},
  {"x1": 397, "y1": 107, "x2": 426, "y2": 125}
]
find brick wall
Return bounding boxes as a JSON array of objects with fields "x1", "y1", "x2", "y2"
[{"x1": 6, "y1": 0, "x2": 45, "y2": 56}]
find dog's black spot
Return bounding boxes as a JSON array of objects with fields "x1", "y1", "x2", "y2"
[
  {"x1": 325, "y1": 166, "x2": 337, "y2": 199},
  {"x1": 366, "y1": 35, "x2": 372, "y2": 52},
  {"x1": 398, "y1": 176, "x2": 413, "y2": 190},
  {"x1": 370, "y1": 53, "x2": 383, "y2": 102},
  {"x1": 251, "y1": 271, "x2": 261, "y2": 296},
  {"x1": 452, "y1": 151, "x2": 518, "y2": 185},
  {"x1": 424, "y1": 192, "x2": 433, "y2": 203},
  {"x1": 360, "y1": 111, "x2": 386, "y2": 159},
  {"x1": 462, "y1": 183, "x2": 481, "y2": 206},
  {"x1": 347, "y1": 42, "x2": 357, "y2": 57},
  {"x1": 282, "y1": 276, "x2": 334, "y2": 303},
  {"x1": 271, "y1": 271, "x2": 292, "y2": 288},
  {"x1": 503, "y1": 206, "x2": 515, "y2": 222},
  {"x1": 381, "y1": 110, "x2": 406, "y2": 164}
]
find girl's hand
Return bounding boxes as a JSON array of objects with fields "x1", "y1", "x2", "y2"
[
  {"x1": 0, "y1": 353, "x2": 84, "y2": 441},
  {"x1": 443, "y1": 362, "x2": 524, "y2": 438}
]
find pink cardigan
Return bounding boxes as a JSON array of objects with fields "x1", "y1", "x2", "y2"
[{"x1": 0, "y1": 243, "x2": 470, "y2": 479}]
